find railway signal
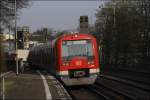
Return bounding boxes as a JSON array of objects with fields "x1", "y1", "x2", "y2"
[
  {"x1": 79, "y1": 16, "x2": 89, "y2": 33},
  {"x1": 17, "y1": 26, "x2": 30, "y2": 49}
]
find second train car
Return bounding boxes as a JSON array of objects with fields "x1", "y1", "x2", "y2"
[{"x1": 28, "y1": 33, "x2": 100, "y2": 86}]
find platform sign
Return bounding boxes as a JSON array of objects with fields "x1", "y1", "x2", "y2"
[
  {"x1": 69, "y1": 69, "x2": 89, "y2": 78},
  {"x1": 64, "y1": 40, "x2": 87, "y2": 46}
]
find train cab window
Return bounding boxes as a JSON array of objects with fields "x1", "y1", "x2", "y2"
[{"x1": 62, "y1": 40, "x2": 94, "y2": 61}]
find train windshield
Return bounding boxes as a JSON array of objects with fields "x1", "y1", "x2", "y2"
[{"x1": 62, "y1": 40, "x2": 94, "y2": 60}]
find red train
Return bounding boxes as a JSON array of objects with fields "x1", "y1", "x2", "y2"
[{"x1": 28, "y1": 33, "x2": 100, "y2": 86}]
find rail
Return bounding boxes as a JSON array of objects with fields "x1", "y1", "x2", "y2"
[{"x1": 96, "y1": 76, "x2": 150, "y2": 100}]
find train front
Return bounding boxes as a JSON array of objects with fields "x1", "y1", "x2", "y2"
[{"x1": 57, "y1": 34, "x2": 100, "y2": 86}]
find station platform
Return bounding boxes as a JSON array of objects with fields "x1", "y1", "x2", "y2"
[{"x1": 0, "y1": 70, "x2": 72, "y2": 100}]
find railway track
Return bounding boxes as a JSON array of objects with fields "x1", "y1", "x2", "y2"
[
  {"x1": 66, "y1": 83, "x2": 135, "y2": 100},
  {"x1": 88, "y1": 84, "x2": 132, "y2": 100},
  {"x1": 64, "y1": 73, "x2": 150, "y2": 100},
  {"x1": 100, "y1": 74, "x2": 150, "y2": 91},
  {"x1": 87, "y1": 85, "x2": 114, "y2": 100},
  {"x1": 103, "y1": 68, "x2": 150, "y2": 85},
  {"x1": 96, "y1": 76, "x2": 150, "y2": 100},
  {"x1": 66, "y1": 85, "x2": 108, "y2": 100}
]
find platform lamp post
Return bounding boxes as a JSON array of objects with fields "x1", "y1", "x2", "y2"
[
  {"x1": 112, "y1": 2, "x2": 116, "y2": 29},
  {"x1": 14, "y1": 0, "x2": 19, "y2": 75}
]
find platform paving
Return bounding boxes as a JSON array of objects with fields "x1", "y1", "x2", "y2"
[{"x1": 0, "y1": 70, "x2": 71, "y2": 100}]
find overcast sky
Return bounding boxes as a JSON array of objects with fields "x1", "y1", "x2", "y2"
[{"x1": 17, "y1": 1, "x2": 101, "y2": 32}]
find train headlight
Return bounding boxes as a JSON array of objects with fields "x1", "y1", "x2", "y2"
[
  {"x1": 74, "y1": 34, "x2": 78, "y2": 37},
  {"x1": 88, "y1": 60, "x2": 94, "y2": 65},
  {"x1": 63, "y1": 62, "x2": 69, "y2": 66}
]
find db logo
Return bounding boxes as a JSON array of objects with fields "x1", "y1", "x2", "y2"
[{"x1": 76, "y1": 61, "x2": 82, "y2": 65}]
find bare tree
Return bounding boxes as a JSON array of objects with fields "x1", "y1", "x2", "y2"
[
  {"x1": 0, "y1": 0, "x2": 30, "y2": 33},
  {"x1": 95, "y1": 0, "x2": 150, "y2": 69}
]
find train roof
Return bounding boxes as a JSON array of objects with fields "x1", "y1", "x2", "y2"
[
  {"x1": 30, "y1": 33, "x2": 96, "y2": 51},
  {"x1": 49, "y1": 33, "x2": 96, "y2": 46},
  {"x1": 58, "y1": 33, "x2": 96, "y2": 41}
]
